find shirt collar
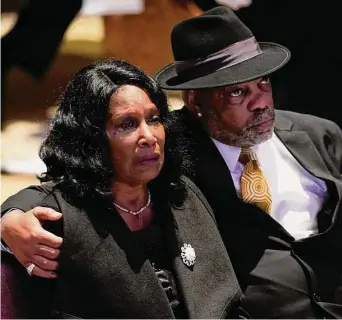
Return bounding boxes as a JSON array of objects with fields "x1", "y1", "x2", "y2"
[{"x1": 211, "y1": 136, "x2": 272, "y2": 172}]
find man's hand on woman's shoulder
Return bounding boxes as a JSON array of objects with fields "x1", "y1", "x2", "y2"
[{"x1": 1, "y1": 207, "x2": 63, "y2": 278}]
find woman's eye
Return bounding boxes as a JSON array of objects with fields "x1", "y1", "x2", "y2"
[
  {"x1": 148, "y1": 115, "x2": 161, "y2": 125},
  {"x1": 230, "y1": 89, "x2": 243, "y2": 97},
  {"x1": 118, "y1": 119, "x2": 136, "y2": 130},
  {"x1": 260, "y1": 76, "x2": 270, "y2": 84}
]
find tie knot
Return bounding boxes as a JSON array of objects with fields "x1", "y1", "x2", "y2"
[{"x1": 239, "y1": 148, "x2": 257, "y2": 165}]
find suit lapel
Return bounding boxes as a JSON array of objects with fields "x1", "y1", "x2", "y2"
[
  {"x1": 275, "y1": 116, "x2": 334, "y2": 183},
  {"x1": 275, "y1": 115, "x2": 341, "y2": 192},
  {"x1": 275, "y1": 114, "x2": 342, "y2": 224},
  {"x1": 162, "y1": 184, "x2": 241, "y2": 319}
]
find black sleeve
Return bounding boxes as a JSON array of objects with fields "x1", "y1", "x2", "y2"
[{"x1": 1, "y1": 184, "x2": 53, "y2": 216}]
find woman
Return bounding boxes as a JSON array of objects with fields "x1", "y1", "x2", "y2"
[{"x1": 1, "y1": 59, "x2": 240, "y2": 319}]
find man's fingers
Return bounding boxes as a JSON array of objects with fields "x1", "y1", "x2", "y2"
[
  {"x1": 31, "y1": 207, "x2": 62, "y2": 221},
  {"x1": 29, "y1": 264, "x2": 58, "y2": 279},
  {"x1": 31, "y1": 254, "x2": 59, "y2": 271},
  {"x1": 36, "y1": 245, "x2": 60, "y2": 259},
  {"x1": 37, "y1": 229, "x2": 63, "y2": 248}
]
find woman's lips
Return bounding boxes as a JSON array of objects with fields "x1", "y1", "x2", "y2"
[{"x1": 138, "y1": 154, "x2": 160, "y2": 166}]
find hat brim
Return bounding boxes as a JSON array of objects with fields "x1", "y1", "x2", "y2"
[{"x1": 155, "y1": 42, "x2": 290, "y2": 90}]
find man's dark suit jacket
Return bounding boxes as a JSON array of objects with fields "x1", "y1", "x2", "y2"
[
  {"x1": 1, "y1": 176, "x2": 241, "y2": 319},
  {"x1": 172, "y1": 108, "x2": 342, "y2": 318}
]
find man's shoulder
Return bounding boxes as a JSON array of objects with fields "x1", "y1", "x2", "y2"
[{"x1": 276, "y1": 110, "x2": 340, "y2": 133}]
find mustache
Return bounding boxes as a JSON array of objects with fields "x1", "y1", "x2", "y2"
[{"x1": 246, "y1": 107, "x2": 275, "y2": 128}]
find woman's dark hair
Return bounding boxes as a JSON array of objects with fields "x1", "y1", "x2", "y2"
[{"x1": 39, "y1": 59, "x2": 186, "y2": 206}]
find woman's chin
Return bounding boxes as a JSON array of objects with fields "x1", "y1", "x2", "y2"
[{"x1": 135, "y1": 165, "x2": 163, "y2": 184}]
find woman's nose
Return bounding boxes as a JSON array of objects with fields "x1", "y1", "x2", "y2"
[{"x1": 138, "y1": 123, "x2": 157, "y2": 147}]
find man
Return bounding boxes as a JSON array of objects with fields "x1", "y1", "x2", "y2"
[
  {"x1": 1, "y1": 7, "x2": 342, "y2": 318},
  {"x1": 155, "y1": 7, "x2": 342, "y2": 318}
]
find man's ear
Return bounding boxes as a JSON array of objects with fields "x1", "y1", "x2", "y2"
[{"x1": 183, "y1": 90, "x2": 202, "y2": 116}]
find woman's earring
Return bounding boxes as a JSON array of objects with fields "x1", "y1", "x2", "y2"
[{"x1": 197, "y1": 112, "x2": 202, "y2": 117}]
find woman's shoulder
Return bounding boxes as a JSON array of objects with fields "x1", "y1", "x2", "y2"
[
  {"x1": 1, "y1": 182, "x2": 58, "y2": 215},
  {"x1": 181, "y1": 175, "x2": 200, "y2": 194},
  {"x1": 180, "y1": 175, "x2": 216, "y2": 222},
  {"x1": 181, "y1": 175, "x2": 207, "y2": 202}
]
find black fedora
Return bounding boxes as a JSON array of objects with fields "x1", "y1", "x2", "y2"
[{"x1": 155, "y1": 6, "x2": 291, "y2": 90}]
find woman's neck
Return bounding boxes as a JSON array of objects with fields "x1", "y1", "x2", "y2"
[
  {"x1": 112, "y1": 181, "x2": 149, "y2": 212},
  {"x1": 111, "y1": 181, "x2": 153, "y2": 232}
]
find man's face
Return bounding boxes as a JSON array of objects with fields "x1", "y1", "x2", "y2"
[{"x1": 193, "y1": 76, "x2": 275, "y2": 147}]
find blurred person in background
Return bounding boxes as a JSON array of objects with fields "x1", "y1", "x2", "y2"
[{"x1": 1, "y1": 0, "x2": 82, "y2": 83}]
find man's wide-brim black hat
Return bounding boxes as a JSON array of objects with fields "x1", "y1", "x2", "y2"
[{"x1": 155, "y1": 6, "x2": 290, "y2": 90}]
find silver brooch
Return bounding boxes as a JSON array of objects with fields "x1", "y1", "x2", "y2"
[{"x1": 181, "y1": 243, "x2": 196, "y2": 267}]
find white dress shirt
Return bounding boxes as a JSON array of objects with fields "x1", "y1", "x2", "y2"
[{"x1": 212, "y1": 133, "x2": 328, "y2": 240}]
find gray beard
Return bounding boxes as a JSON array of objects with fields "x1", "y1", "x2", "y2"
[
  {"x1": 207, "y1": 107, "x2": 275, "y2": 147},
  {"x1": 213, "y1": 126, "x2": 274, "y2": 147}
]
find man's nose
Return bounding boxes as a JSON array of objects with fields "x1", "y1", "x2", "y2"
[{"x1": 247, "y1": 92, "x2": 269, "y2": 111}]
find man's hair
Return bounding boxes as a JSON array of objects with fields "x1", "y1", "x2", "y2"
[{"x1": 39, "y1": 59, "x2": 186, "y2": 206}]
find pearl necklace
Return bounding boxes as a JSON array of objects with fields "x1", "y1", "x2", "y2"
[{"x1": 113, "y1": 191, "x2": 151, "y2": 218}]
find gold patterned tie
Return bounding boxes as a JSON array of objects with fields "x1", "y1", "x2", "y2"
[{"x1": 239, "y1": 148, "x2": 272, "y2": 214}]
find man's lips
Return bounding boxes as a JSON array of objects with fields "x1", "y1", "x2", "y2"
[{"x1": 248, "y1": 118, "x2": 274, "y2": 129}]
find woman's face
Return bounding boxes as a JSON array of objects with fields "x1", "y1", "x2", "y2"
[{"x1": 106, "y1": 85, "x2": 165, "y2": 186}]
